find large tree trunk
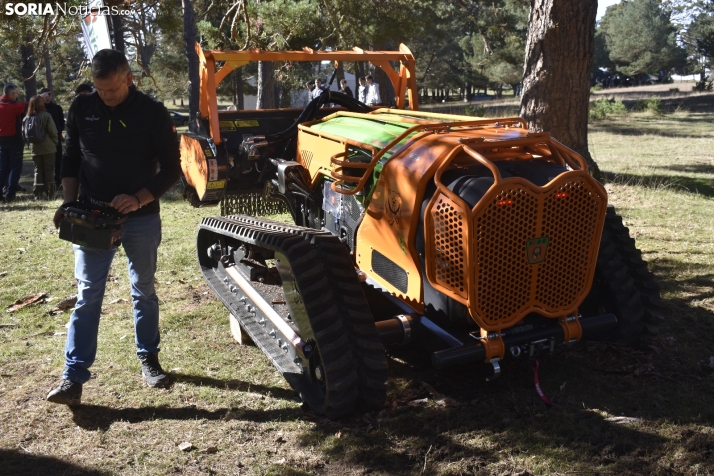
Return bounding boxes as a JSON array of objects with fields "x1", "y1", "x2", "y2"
[
  {"x1": 233, "y1": 68, "x2": 244, "y2": 110},
  {"x1": 43, "y1": 49, "x2": 53, "y2": 92},
  {"x1": 355, "y1": 61, "x2": 365, "y2": 92},
  {"x1": 182, "y1": 0, "x2": 200, "y2": 125},
  {"x1": 111, "y1": 15, "x2": 126, "y2": 53},
  {"x1": 20, "y1": 40, "x2": 37, "y2": 99},
  {"x1": 256, "y1": 61, "x2": 275, "y2": 109},
  {"x1": 519, "y1": 0, "x2": 600, "y2": 178}
]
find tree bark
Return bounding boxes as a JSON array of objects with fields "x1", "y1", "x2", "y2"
[
  {"x1": 182, "y1": 0, "x2": 200, "y2": 125},
  {"x1": 111, "y1": 15, "x2": 126, "y2": 53},
  {"x1": 20, "y1": 40, "x2": 37, "y2": 99},
  {"x1": 233, "y1": 68, "x2": 244, "y2": 110},
  {"x1": 370, "y1": 63, "x2": 394, "y2": 106},
  {"x1": 256, "y1": 61, "x2": 275, "y2": 109},
  {"x1": 43, "y1": 49, "x2": 53, "y2": 93},
  {"x1": 519, "y1": 0, "x2": 600, "y2": 178}
]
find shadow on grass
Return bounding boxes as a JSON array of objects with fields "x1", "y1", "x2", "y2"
[
  {"x1": 652, "y1": 163, "x2": 714, "y2": 175},
  {"x1": 0, "y1": 449, "x2": 110, "y2": 475},
  {"x1": 173, "y1": 372, "x2": 297, "y2": 400},
  {"x1": 288, "y1": 253, "x2": 714, "y2": 474},
  {"x1": 602, "y1": 170, "x2": 714, "y2": 198},
  {"x1": 70, "y1": 402, "x2": 303, "y2": 431},
  {"x1": 590, "y1": 118, "x2": 714, "y2": 139}
]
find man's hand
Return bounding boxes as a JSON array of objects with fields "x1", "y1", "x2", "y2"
[
  {"x1": 53, "y1": 207, "x2": 65, "y2": 229},
  {"x1": 110, "y1": 194, "x2": 141, "y2": 215}
]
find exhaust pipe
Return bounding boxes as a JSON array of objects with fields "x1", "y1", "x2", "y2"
[{"x1": 375, "y1": 314, "x2": 416, "y2": 346}]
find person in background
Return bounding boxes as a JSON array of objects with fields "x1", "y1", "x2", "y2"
[
  {"x1": 357, "y1": 77, "x2": 367, "y2": 104},
  {"x1": 39, "y1": 88, "x2": 65, "y2": 194},
  {"x1": 339, "y1": 79, "x2": 353, "y2": 98},
  {"x1": 301, "y1": 80, "x2": 315, "y2": 107},
  {"x1": 365, "y1": 74, "x2": 381, "y2": 106},
  {"x1": 0, "y1": 83, "x2": 27, "y2": 203},
  {"x1": 23, "y1": 95, "x2": 58, "y2": 200},
  {"x1": 46, "y1": 49, "x2": 182, "y2": 406},
  {"x1": 311, "y1": 77, "x2": 325, "y2": 100},
  {"x1": 75, "y1": 83, "x2": 93, "y2": 95}
]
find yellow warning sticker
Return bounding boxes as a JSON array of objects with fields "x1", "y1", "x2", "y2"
[
  {"x1": 234, "y1": 120, "x2": 259, "y2": 127},
  {"x1": 219, "y1": 121, "x2": 236, "y2": 131},
  {"x1": 203, "y1": 148, "x2": 213, "y2": 157},
  {"x1": 206, "y1": 180, "x2": 226, "y2": 189}
]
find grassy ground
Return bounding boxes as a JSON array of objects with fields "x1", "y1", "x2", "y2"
[{"x1": 1, "y1": 102, "x2": 714, "y2": 475}]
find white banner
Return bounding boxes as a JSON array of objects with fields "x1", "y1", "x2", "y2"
[{"x1": 79, "y1": 0, "x2": 112, "y2": 60}]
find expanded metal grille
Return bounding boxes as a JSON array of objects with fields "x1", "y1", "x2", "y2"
[
  {"x1": 536, "y1": 179, "x2": 602, "y2": 307},
  {"x1": 221, "y1": 194, "x2": 289, "y2": 217},
  {"x1": 474, "y1": 187, "x2": 538, "y2": 324},
  {"x1": 432, "y1": 195, "x2": 467, "y2": 296},
  {"x1": 426, "y1": 173, "x2": 605, "y2": 330},
  {"x1": 300, "y1": 149, "x2": 313, "y2": 169},
  {"x1": 343, "y1": 194, "x2": 363, "y2": 222},
  {"x1": 373, "y1": 249, "x2": 408, "y2": 293}
]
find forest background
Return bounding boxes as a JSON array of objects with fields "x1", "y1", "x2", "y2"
[{"x1": 0, "y1": 0, "x2": 713, "y2": 112}]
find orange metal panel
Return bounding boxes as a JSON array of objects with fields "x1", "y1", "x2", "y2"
[
  {"x1": 355, "y1": 133, "x2": 462, "y2": 306},
  {"x1": 197, "y1": 44, "x2": 209, "y2": 120},
  {"x1": 180, "y1": 135, "x2": 208, "y2": 199},
  {"x1": 296, "y1": 129, "x2": 346, "y2": 186}
]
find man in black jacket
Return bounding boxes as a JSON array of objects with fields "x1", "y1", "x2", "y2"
[
  {"x1": 47, "y1": 50, "x2": 182, "y2": 405},
  {"x1": 39, "y1": 87, "x2": 65, "y2": 193}
]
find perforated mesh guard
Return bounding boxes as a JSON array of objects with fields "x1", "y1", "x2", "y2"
[
  {"x1": 426, "y1": 172, "x2": 605, "y2": 330},
  {"x1": 373, "y1": 249, "x2": 408, "y2": 293}
]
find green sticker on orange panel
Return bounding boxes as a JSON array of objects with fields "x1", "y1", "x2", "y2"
[
  {"x1": 526, "y1": 237, "x2": 550, "y2": 264},
  {"x1": 234, "y1": 120, "x2": 259, "y2": 127}
]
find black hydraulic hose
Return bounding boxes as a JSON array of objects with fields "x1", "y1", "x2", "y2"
[{"x1": 264, "y1": 90, "x2": 371, "y2": 144}]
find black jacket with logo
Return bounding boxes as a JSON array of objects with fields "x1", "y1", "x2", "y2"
[{"x1": 62, "y1": 85, "x2": 181, "y2": 216}]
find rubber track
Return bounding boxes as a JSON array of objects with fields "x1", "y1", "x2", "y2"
[
  {"x1": 221, "y1": 215, "x2": 388, "y2": 412},
  {"x1": 603, "y1": 206, "x2": 665, "y2": 334},
  {"x1": 202, "y1": 215, "x2": 388, "y2": 415},
  {"x1": 589, "y1": 225, "x2": 646, "y2": 344},
  {"x1": 200, "y1": 217, "x2": 357, "y2": 416}
]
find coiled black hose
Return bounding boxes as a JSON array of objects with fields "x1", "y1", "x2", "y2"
[{"x1": 264, "y1": 90, "x2": 371, "y2": 144}]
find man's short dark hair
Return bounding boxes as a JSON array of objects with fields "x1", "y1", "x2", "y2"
[
  {"x1": 3, "y1": 83, "x2": 18, "y2": 95},
  {"x1": 365, "y1": 74, "x2": 373, "y2": 81},
  {"x1": 91, "y1": 49, "x2": 131, "y2": 79},
  {"x1": 76, "y1": 83, "x2": 93, "y2": 94}
]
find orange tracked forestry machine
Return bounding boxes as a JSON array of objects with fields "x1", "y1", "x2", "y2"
[{"x1": 180, "y1": 45, "x2": 663, "y2": 417}]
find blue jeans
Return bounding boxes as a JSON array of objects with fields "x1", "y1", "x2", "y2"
[
  {"x1": 0, "y1": 141, "x2": 23, "y2": 199},
  {"x1": 63, "y1": 213, "x2": 163, "y2": 384}
]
